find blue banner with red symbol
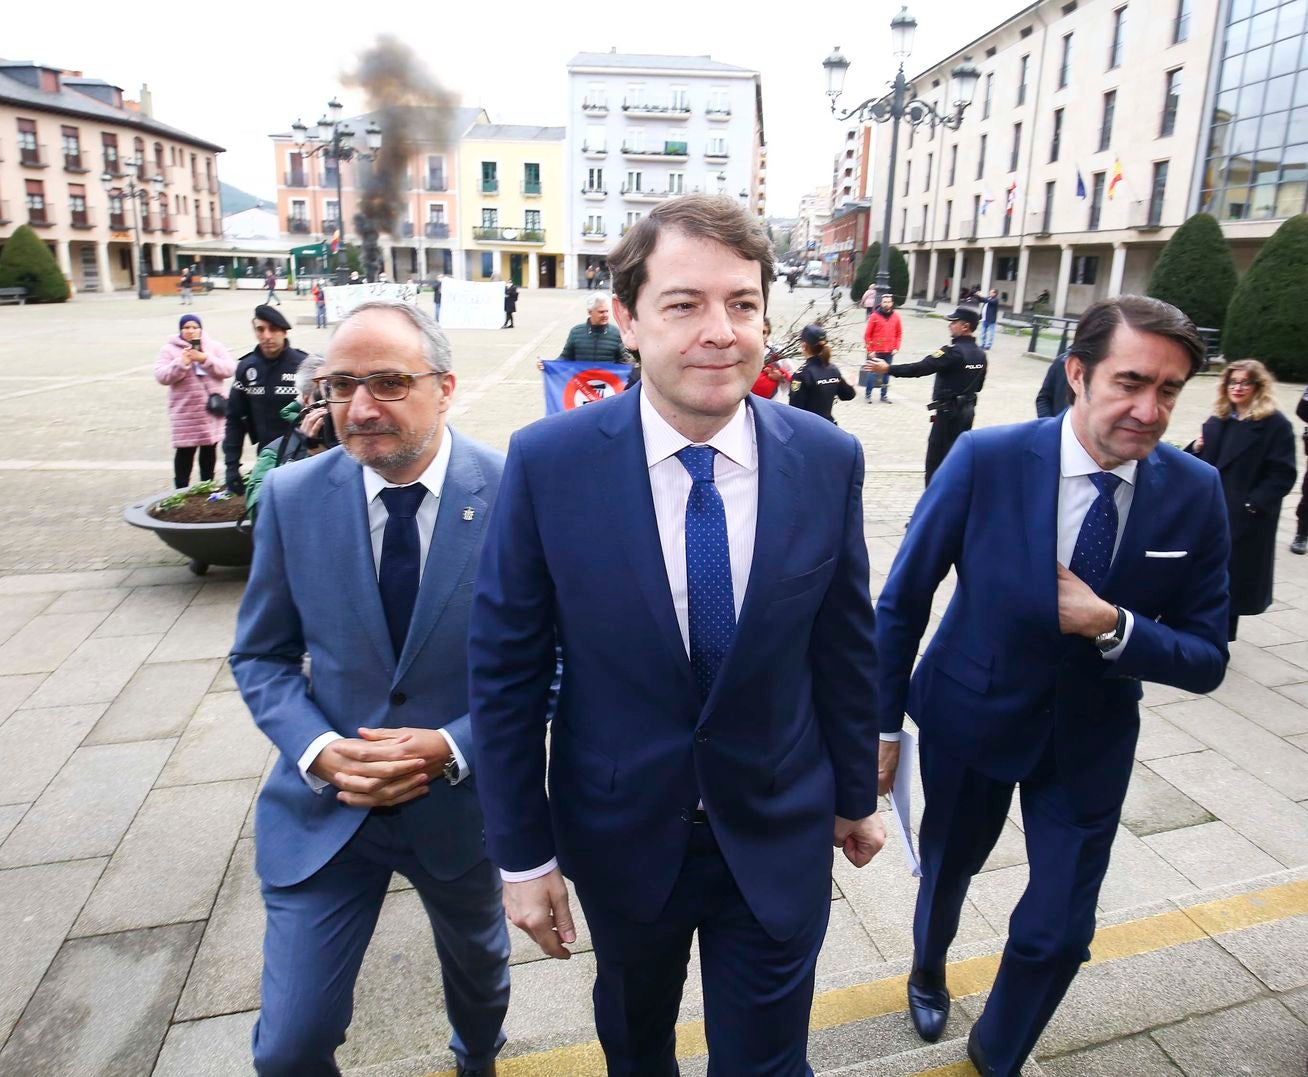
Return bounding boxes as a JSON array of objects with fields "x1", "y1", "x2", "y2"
[{"x1": 542, "y1": 361, "x2": 630, "y2": 415}]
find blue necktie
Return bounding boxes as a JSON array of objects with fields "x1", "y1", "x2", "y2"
[
  {"x1": 677, "y1": 446, "x2": 736, "y2": 701},
  {"x1": 378, "y1": 483, "x2": 427, "y2": 657},
  {"x1": 1069, "y1": 472, "x2": 1123, "y2": 593}
]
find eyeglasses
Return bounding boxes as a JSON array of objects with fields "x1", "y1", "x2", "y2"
[
  {"x1": 1228, "y1": 379, "x2": 1256, "y2": 388},
  {"x1": 313, "y1": 372, "x2": 443, "y2": 402}
]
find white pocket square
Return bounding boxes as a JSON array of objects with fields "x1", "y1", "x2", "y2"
[{"x1": 1145, "y1": 550, "x2": 1188, "y2": 558}]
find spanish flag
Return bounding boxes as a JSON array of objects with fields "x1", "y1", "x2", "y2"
[
  {"x1": 329, "y1": 228, "x2": 341, "y2": 254},
  {"x1": 1107, "y1": 159, "x2": 1124, "y2": 200}
]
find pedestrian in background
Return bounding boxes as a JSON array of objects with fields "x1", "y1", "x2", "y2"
[
  {"x1": 154, "y1": 313, "x2": 235, "y2": 488},
  {"x1": 1035, "y1": 353, "x2": 1071, "y2": 417},
  {"x1": 979, "y1": 288, "x2": 1000, "y2": 350},
  {"x1": 312, "y1": 280, "x2": 327, "y2": 329},
  {"x1": 790, "y1": 323, "x2": 855, "y2": 422},
  {"x1": 264, "y1": 269, "x2": 281, "y2": 306},
  {"x1": 1186, "y1": 359, "x2": 1296, "y2": 640},
  {"x1": 862, "y1": 292, "x2": 903, "y2": 403},
  {"x1": 433, "y1": 276, "x2": 443, "y2": 324},
  {"x1": 503, "y1": 281, "x2": 518, "y2": 328},
  {"x1": 179, "y1": 266, "x2": 194, "y2": 306}
]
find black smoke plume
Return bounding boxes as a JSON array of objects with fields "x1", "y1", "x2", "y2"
[{"x1": 343, "y1": 36, "x2": 458, "y2": 281}]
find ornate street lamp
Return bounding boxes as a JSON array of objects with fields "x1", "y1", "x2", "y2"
[
  {"x1": 822, "y1": 6, "x2": 980, "y2": 301},
  {"x1": 100, "y1": 170, "x2": 164, "y2": 299},
  {"x1": 290, "y1": 101, "x2": 383, "y2": 279}
]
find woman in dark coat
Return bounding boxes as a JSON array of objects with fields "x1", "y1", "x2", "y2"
[
  {"x1": 503, "y1": 281, "x2": 518, "y2": 328},
  {"x1": 1188, "y1": 359, "x2": 1297, "y2": 640}
]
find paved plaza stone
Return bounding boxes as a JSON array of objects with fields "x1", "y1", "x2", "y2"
[{"x1": 3, "y1": 289, "x2": 1308, "y2": 1074}]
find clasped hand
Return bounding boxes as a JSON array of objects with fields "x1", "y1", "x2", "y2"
[
  {"x1": 1056, "y1": 563, "x2": 1119, "y2": 639},
  {"x1": 309, "y1": 726, "x2": 450, "y2": 808}
]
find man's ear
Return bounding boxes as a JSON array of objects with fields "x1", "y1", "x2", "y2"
[
  {"x1": 1065, "y1": 353, "x2": 1087, "y2": 399},
  {"x1": 612, "y1": 295, "x2": 640, "y2": 353}
]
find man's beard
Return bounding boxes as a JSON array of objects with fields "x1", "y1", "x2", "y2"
[{"x1": 342, "y1": 418, "x2": 440, "y2": 474}]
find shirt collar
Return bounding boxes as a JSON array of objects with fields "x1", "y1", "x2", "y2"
[
  {"x1": 639, "y1": 385, "x2": 756, "y2": 472},
  {"x1": 362, "y1": 425, "x2": 455, "y2": 502},
  {"x1": 1060, "y1": 410, "x2": 1137, "y2": 486}
]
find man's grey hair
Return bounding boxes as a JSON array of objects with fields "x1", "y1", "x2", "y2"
[
  {"x1": 585, "y1": 292, "x2": 611, "y2": 313},
  {"x1": 294, "y1": 353, "x2": 325, "y2": 398},
  {"x1": 330, "y1": 299, "x2": 453, "y2": 373}
]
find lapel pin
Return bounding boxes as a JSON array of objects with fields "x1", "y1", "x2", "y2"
[{"x1": 462, "y1": 507, "x2": 475, "y2": 522}]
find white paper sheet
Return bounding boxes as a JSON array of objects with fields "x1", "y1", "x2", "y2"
[{"x1": 888, "y1": 729, "x2": 921, "y2": 877}]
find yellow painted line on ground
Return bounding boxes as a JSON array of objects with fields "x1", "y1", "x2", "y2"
[{"x1": 420, "y1": 875, "x2": 1308, "y2": 1077}]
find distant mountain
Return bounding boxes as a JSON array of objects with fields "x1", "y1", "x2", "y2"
[{"x1": 219, "y1": 181, "x2": 273, "y2": 217}]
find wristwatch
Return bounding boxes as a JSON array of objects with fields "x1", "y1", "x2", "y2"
[
  {"x1": 1094, "y1": 606, "x2": 1127, "y2": 653},
  {"x1": 442, "y1": 755, "x2": 461, "y2": 785}
]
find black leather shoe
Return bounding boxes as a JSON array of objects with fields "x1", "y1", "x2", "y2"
[
  {"x1": 906, "y1": 966, "x2": 950, "y2": 1042},
  {"x1": 967, "y1": 1025, "x2": 994, "y2": 1075},
  {"x1": 456, "y1": 1064, "x2": 496, "y2": 1077}
]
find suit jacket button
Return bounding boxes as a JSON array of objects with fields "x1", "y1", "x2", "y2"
[
  {"x1": 695, "y1": 730, "x2": 708, "y2": 743},
  {"x1": 680, "y1": 809, "x2": 691, "y2": 822},
  {"x1": 390, "y1": 691, "x2": 406, "y2": 706}
]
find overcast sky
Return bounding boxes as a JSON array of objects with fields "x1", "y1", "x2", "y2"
[{"x1": 8, "y1": 0, "x2": 1026, "y2": 217}]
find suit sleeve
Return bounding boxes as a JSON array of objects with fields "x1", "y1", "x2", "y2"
[
  {"x1": 875, "y1": 433, "x2": 974, "y2": 732},
  {"x1": 1035, "y1": 361, "x2": 1060, "y2": 418},
  {"x1": 468, "y1": 434, "x2": 561, "y2": 872},
  {"x1": 1246, "y1": 413, "x2": 1297, "y2": 514},
  {"x1": 809, "y1": 438, "x2": 880, "y2": 820},
  {"x1": 229, "y1": 471, "x2": 336, "y2": 766},
  {"x1": 1110, "y1": 466, "x2": 1230, "y2": 694}
]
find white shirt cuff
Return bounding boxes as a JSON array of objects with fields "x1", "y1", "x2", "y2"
[
  {"x1": 298, "y1": 731, "x2": 344, "y2": 792},
  {"x1": 1101, "y1": 608, "x2": 1136, "y2": 661},
  {"x1": 880, "y1": 731, "x2": 902, "y2": 742},
  {"x1": 501, "y1": 858, "x2": 558, "y2": 883},
  {"x1": 437, "y1": 728, "x2": 469, "y2": 784}
]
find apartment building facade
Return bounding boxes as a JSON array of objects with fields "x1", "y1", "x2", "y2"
[
  {"x1": 565, "y1": 51, "x2": 765, "y2": 288},
  {"x1": 458, "y1": 124, "x2": 565, "y2": 287},
  {"x1": 863, "y1": 0, "x2": 1300, "y2": 317},
  {"x1": 0, "y1": 60, "x2": 223, "y2": 292},
  {"x1": 270, "y1": 106, "x2": 486, "y2": 280}
]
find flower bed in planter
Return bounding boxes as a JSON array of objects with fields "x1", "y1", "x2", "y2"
[{"x1": 124, "y1": 481, "x2": 252, "y2": 575}]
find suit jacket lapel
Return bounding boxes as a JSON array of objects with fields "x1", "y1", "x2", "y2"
[
  {"x1": 600, "y1": 389, "x2": 698, "y2": 702},
  {"x1": 326, "y1": 451, "x2": 395, "y2": 673},
  {"x1": 1023, "y1": 419, "x2": 1062, "y2": 630},
  {"x1": 396, "y1": 432, "x2": 487, "y2": 682},
  {"x1": 1105, "y1": 449, "x2": 1161, "y2": 593}
]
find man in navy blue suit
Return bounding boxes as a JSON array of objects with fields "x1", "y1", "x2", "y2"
[
  {"x1": 231, "y1": 301, "x2": 509, "y2": 1076},
  {"x1": 876, "y1": 295, "x2": 1230, "y2": 1075},
  {"x1": 469, "y1": 195, "x2": 886, "y2": 1075}
]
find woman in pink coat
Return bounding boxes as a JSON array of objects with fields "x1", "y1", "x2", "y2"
[{"x1": 154, "y1": 314, "x2": 236, "y2": 487}]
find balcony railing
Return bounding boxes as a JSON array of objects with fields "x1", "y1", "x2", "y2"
[
  {"x1": 581, "y1": 186, "x2": 608, "y2": 198},
  {"x1": 704, "y1": 147, "x2": 730, "y2": 161},
  {"x1": 103, "y1": 154, "x2": 126, "y2": 176},
  {"x1": 284, "y1": 170, "x2": 309, "y2": 188},
  {"x1": 481, "y1": 179, "x2": 499, "y2": 194},
  {"x1": 522, "y1": 181, "x2": 542, "y2": 196},
  {"x1": 288, "y1": 218, "x2": 311, "y2": 234},
  {"x1": 910, "y1": 227, "x2": 925, "y2": 243},
  {"x1": 425, "y1": 177, "x2": 448, "y2": 191},
  {"x1": 620, "y1": 186, "x2": 671, "y2": 202},
  {"x1": 473, "y1": 226, "x2": 545, "y2": 244},
  {"x1": 28, "y1": 205, "x2": 52, "y2": 226},
  {"x1": 425, "y1": 221, "x2": 450, "y2": 239},
  {"x1": 1128, "y1": 198, "x2": 1164, "y2": 230},
  {"x1": 141, "y1": 214, "x2": 158, "y2": 233},
  {"x1": 401, "y1": 222, "x2": 416, "y2": 238},
  {"x1": 191, "y1": 173, "x2": 203, "y2": 191},
  {"x1": 582, "y1": 227, "x2": 607, "y2": 239},
  {"x1": 621, "y1": 144, "x2": 689, "y2": 160},
  {"x1": 69, "y1": 207, "x2": 94, "y2": 229},
  {"x1": 622, "y1": 100, "x2": 692, "y2": 119},
  {"x1": 161, "y1": 217, "x2": 176, "y2": 233},
  {"x1": 581, "y1": 143, "x2": 607, "y2": 158},
  {"x1": 705, "y1": 107, "x2": 732, "y2": 120},
  {"x1": 109, "y1": 212, "x2": 127, "y2": 230},
  {"x1": 322, "y1": 218, "x2": 341, "y2": 234},
  {"x1": 64, "y1": 153, "x2": 89, "y2": 173},
  {"x1": 19, "y1": 143, "x2": 47, "y2": 167},
  {"x1": 195, "y1": 216, "x2": 212, "y2": 236},
  {"x1": 581, "y1": 99, "x2": 610, "y2": 113},
  {"x1": 1027, "y1": 210, "x2": 1052, "y2": 236},
  {"x1": 960, "y1": 219, "x2": 977, "y2": 241},
  {"x1": 0, "y1": 200, "x2": 9, "y2": 224}
]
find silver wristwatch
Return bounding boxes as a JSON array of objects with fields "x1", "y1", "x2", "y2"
[
  {"x1": 1094, "y1": 606, "x2": 1127, "y2": 653},
  {"x1": 442, "y1": 755, "x2": 461, "y2": 785}
]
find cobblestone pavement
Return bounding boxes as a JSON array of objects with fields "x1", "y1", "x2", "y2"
[{"x1": 1, "y1": 289, "x2": 1307, "y2": 1075}]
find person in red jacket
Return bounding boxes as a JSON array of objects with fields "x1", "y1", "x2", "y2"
[{"x1": 862, "y1": 292, "x2": 904, "y2": 403}]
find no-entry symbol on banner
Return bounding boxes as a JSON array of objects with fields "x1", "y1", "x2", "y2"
[{"x1": 542, "y1": 361, "x2": 630, "y2": 414}]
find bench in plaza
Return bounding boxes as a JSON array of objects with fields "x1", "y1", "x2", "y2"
[{"x1": 0, "y1": 287, "x2": 28, "y2": 306}]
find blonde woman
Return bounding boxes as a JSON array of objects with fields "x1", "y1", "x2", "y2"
[{"x1": 1188, "y1": 359, "x2": 1297, "y2": 640}]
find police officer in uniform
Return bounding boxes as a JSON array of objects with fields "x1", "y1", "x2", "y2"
[
  {"x1": 865, "y1": 306, "x2": 987, "y2": 485},
  {"x1": 223, "y1": 304, "x2": 309, "y2": 494},
  {"x1": 789, "y1": 323, "x2": 856, "y2": 423}
]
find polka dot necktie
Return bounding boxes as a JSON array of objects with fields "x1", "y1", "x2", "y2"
[
  {"x1": 1068, "y1": 472, "x2": 1123, "y2": 593},
  {"x1": 378, "y1": 482, "x2": 427, "y2": 657},
  {"x1": 676, "y1": 446, "x2": 736, "y2": 701}
]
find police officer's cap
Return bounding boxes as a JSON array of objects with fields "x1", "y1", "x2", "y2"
[
  {"x1": 801, "y1": 323, "x2": 827, "y2": 348},
  {"x1": 945, "y1": 307, "x2": 980, "y2": 330}
]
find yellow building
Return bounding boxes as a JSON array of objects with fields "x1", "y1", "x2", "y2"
[{"x1": 458, "y1": 124, "x2": 565, "y2": 287}]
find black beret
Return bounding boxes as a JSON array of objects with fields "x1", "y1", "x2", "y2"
[{"x1": 253, "y1": 304, "x2": 292, "y2": 331}]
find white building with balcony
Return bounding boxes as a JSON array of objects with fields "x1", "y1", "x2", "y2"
[{"x1": 565, "y1": 51, "x2": 765, "y2": 288}]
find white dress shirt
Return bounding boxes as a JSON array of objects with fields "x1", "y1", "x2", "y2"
[
  {"x1": 298, "y1": 431, "x2": 469, "y2": 791},
  {"x1": 881, "y1": 412, "x2": 1136, "y2": 744},
  {"x1": 501, "y1": 391, "x2": 761, "y2": 883}
]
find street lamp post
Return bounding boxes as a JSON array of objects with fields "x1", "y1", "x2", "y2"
[
  {"x1": 290, "y1": 100, "x2": 382, "y2": 281},
  {"x1": 822, "y1": 6, "x2": 980, "y2": 302},
  {"x1": 101, "y1": 171, "x2": 164, "y2": 299}
]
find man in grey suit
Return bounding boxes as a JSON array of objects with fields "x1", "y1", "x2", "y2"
[{"x1": 230, "y1": 300, "x2": 509, "y2": 1077}]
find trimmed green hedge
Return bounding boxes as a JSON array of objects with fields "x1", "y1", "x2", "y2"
[
  {"x1": 0, "y1": 224, "x2": 69, "y2": 303},
  {"x1": 850, "y1": 242, "x2": 908, "y2": 305},
  {"x1": 1146, "y1": 213, "x2": 1236, "y2": 332},
  {"x1": 1222, "y1": 214, "x2": 1308, "y2": 381}
]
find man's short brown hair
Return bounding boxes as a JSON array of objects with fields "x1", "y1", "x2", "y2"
[
  {"x1": 1067, "y1": 295, "x2": 1206, "y2": 384},
  {"x1": 607, "y1": 194, "x2": 774, "y2": 314}
]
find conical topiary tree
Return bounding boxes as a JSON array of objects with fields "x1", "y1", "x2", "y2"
[
  {"x1": 850, "y1": 242, "x2": 909, "y2": 305},
  {"x1": 1223, "y1": 214, "x2": 1308, "y2": 381},
  {"x1": 1146, "y1": 213, "x2": 1236, "y2": 332},
  {"x1": 0, "y1": 225, "x2": 69, "y2": 302}
]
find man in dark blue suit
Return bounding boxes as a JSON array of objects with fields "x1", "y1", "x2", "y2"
[
  {"x1": 469, "y1": 195, "x2": 886, "y2": 1075},
  {"x1": 231, "y1": 301, "x2": 509, "y2": 1076},
  {"x1": 876, "y1": 295, "x2": 1230, "y2": 1076}
]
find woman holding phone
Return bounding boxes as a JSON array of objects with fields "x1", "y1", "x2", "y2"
[{"x1": 154, "y1": 313, "x2": 236, "y2": 488}]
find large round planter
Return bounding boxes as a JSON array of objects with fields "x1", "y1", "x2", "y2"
[{"x1": 124, "y1": 491, "x2": 253, "y2": 575}]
